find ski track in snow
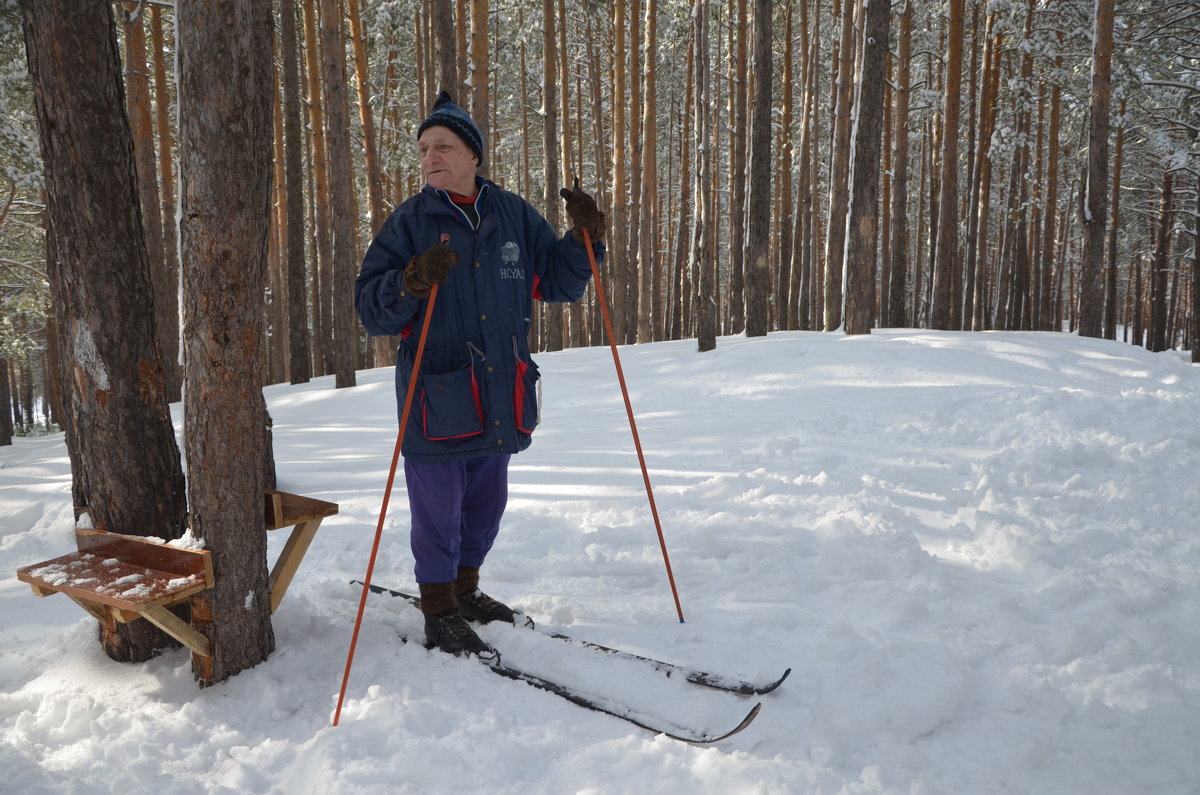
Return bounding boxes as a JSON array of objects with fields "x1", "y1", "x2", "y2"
[{"x1": 1, "y1": 330, "x2": 1198, "y2": 794}]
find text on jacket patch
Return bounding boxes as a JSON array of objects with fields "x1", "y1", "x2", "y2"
[{"x1": 499, "y1": 241, "x2": 524, "y2": 279}]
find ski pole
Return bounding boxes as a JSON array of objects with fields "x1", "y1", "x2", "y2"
[
  {"x1": 333, "y1": 282, "x2": 439, "y2": 726},
  {"x1": 581, "y1": 227, "x2": 685, "y2": 624}
]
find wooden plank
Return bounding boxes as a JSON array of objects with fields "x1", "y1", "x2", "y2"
[
  {"x1": 67, "y1": 594, "x2": 113, "y2": 624},
  {"x1": 75, "y1": 529, "x2": 213, "y2": 584},
  {"x1": 264, "y1": 490, "x2": 284, "y2": 529},
  {"x1": 140, "y1": 604, "x2": 212, "y2": 657},
  {"x1": 266, "y1": 489, "x2": 338, "y2": 530},
  {"x1": 268, "y1": 518, "x2": 323, "y2": 613},
  {"x1": 18, "y1": 551, "x2": 212, "y2": 612}
]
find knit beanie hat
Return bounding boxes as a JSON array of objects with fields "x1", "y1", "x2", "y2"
[{"x1": 418, "y1": 90, "x2": 484, "y2": 165}]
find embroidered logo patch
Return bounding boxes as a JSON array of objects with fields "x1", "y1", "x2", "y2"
[{"x1": 501, "y1": 242, "x2": 520, "y2": 263}]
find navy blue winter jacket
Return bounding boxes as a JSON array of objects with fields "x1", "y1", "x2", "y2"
[{"x1": 355, "y1": 178, "x2": 602, "y2": 462}]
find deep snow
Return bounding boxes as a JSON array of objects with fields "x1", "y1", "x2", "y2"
[{"x1": 2, "y1": 330, "x2": 1198, "y2": 794}]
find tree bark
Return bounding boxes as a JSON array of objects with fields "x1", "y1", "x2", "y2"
[
  {"x1": 1192, "y1": 173, "x2": 1199, "y2": 362},
  {"x1": 1103, "y1": 99, "x2": 1125, "y2": 340},
  {"x1": 728, "y1": 0, "x2": 748, "y2": 334},
  {"x1": 843, "y1": 0, "x2": 889, "y2": 335},
  {"x1": 431, "y1": 0, "x2": 457, "y2": 93},
  {"x1": 744, "y1": 0, "x2": 771, "y2": 337},
  {"x1": 149, "y1": 5, "x2": 181, "y2": 400},
  {"x1": 823, "y1": 0, "x2": 855, "y2": 330},
  {"x1": 281, "y1": 0, "x2": 313, "y2": 385},
  {"x1": 1147, "y1": 173, "x2": 1173, "y2": 353},
  {"x1": 886, "y1": 0, "x2": 913, "y2": 328},
  {"x1": 121, "y1": 4, "x2": 175, "y2": 389},
  {"x1": 1037, "y1": 33, "x2": 1063, "y2": 331},
  {"x1": 319, "y1": 0, "x2": 359, "y2": 388},
  {"x1": 609, "y1": 0, "x2": 629, "y2": 345},
  {"x1": 22, "y1": 0, "x2": 188, "y2": 662},
  {"x1": 776, "y1": 0, "x2": 795, "y2": 331},
  {"x1": 540, "y1": 0, "x2": 563, "y2": 352},
  {"x1": 470, "y1": 0, "x2": 490, "y2": 170},
  {"x1": 301, "y1": 0, "x2": 333, "y2": 376},
  {"x1": 1077, "y1": 0, "x2": 1115, "y2": 338},
  {"x1": 177, "y1": 0, "x2": 276, "y2": 685},
  {"x1": 0, "y1": 358, "x2": 11, "y2": 445},
  {"x1": 692, "y1": 0, "x2": 716, "y2": 352},
  {"x1": 636, "y1": 0, "x2": 658, "y2": 343},
  {"x1": 931, "y1": 0, "x2": 964, "y2": 329}
]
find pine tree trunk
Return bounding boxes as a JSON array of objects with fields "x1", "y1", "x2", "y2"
[
  {"x1": 776, "y1": 0, "x2": 795, "y2": 330},
  {"x1": 177, "y1": 0, "x2": 276, "y2": 685},
  {"x1": 744, "y1": 0, "x2": 771, "y2": 337},
  {"x1": 1192, "y1": 174, "x2": 1199, "y2": 363},
  {"x1": 541, "y1": 0, "x2": 563, "y2": 352},
  {"x1": 149, "y1": 5, "x2": 181, "y2": 401},
  {"x1": 672, "y1": 39, "x2": 694, "y2": 342},
  {"x1": 1103, "y1": 99, "x2": 1125, "y2": 341},
  {"x1": 692, "y1": 0, "x2": 716, "y2": 352},
  {"x1": 301, "y1": 0, "x2": 333, "y2": 376},
  {"x1": 610, "y1": 0, "x2": 629, "y2": 346},
  {"x1": 121, "y1": 5, "x2": 175, "y2": 387},
  {"x1": 1148, "y1": 173, "x2": 1173, "y2": 352},
  {"x1": 968, "y1": 15, "x2": 1001, "y2": 330},
  {"x1": 886, "y1": 0, "x2": 913, "y2": 328},
  {"x1": 930, "y1": 0, "x2": 963, "y2": 330},
  {"x1": 22, "y1": 0, "x2": 188, "y2": 662},
  {"x1": 281, "y1": 0, "x2": 313, "y2": 385},
  {"x1": 558, "y1": 0, "x2": 575, "y2": 347},
  {"x1": 843, "y1": 0, "x2": 889, "y2": 335},
  {"x1": 623, "y1": 0, "x2": 643, "y2": 342},
  {"x1": 823, "y1": 0, "x2": 855, "y2": 330},
  {"x1": 1037, "y1": 35, "x2": 1063, "y2": 331},
  {"x1": 455, "y1": 0, "x2": 469, "y2": 96},
  {"x1": 636, "y1": 0, "x2": 658, "y2": 343},
  {"x1": 269, "y1": 70, "x2": 289, "y2": 385},
  {"x1": 0, "y1": 358, "x2": 11, "y2": 446},
  {"x1": 586, "y1": 0, "x2": 609, "y2": 346},
  {"x1": 470, "y1": 0, "x2": 490, "y2": 170},
  {"x1": 728, "y1": 0, "x2": 748, "y2": 334},
  {"x1": 319, "y1": 0, "x2": 359, "y2": 389},
  {"x1": 348, "y1": 0, "x2": 386, "y2": 233},
  {"x1": 1077, "y1": 0, "x2": 1115, "y2": 338},
  {"x1": 431, "y1": 0, "x2": 457, "y2": 93}
]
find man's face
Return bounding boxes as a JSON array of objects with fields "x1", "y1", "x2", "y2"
[{"x1": 418, "y1": 126, "x2": 479, "y2": 196}]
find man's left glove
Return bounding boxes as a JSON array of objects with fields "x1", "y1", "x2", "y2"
[{"x1": 560, "y1": 179, "x2": 606, "y2": 244}]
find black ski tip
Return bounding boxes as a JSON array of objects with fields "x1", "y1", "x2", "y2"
[
  {"x1": 670, "y1": 701, "x2": 763, "y2": 744},
  {"x1": 754, "y1": 667, "x2": 791, "y2": 695}
]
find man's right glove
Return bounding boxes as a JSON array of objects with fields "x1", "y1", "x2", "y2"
[
  {"x1": 403, "y1": 242, "x2": 458, "y2": 298},
  {"x1": 560, "y1": 179, "x2": 606, "y2": 244}
]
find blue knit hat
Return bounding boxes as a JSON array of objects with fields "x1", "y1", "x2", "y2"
[{"x1": 418, "y1": 91, "x2": 484, "y2": 165}]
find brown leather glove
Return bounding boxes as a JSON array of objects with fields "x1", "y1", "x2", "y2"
[
  {"x1": 403, "y1": 242, "x2": 458, "y2": 298},
  {"x1": 559, "y1": 180, "x2": 606, "y2": 244}
]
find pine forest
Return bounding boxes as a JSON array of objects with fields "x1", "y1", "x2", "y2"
[{"x1": 1, "y1": 0, "x2": 1198, "y2": 445}]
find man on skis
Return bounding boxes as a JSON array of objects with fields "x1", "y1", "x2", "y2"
[{"x1": 355, "y1": 91, "x2": 606, "y2": 659}]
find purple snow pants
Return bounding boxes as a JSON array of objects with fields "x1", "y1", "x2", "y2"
[{"x1": 404, "y1": 454, "x2": 511, "y2": 584}]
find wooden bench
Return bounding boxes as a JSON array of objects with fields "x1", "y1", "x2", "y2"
[
  {"x1": 16, "y1": 489, "x2": 339, "y2": 656},
  {"x1": 17, "y1": 528, "x2": 215, "y2": 656}
]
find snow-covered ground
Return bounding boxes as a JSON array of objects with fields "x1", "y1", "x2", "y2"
[{"x1": 2, "y1": 329, "x2": 1198, "y2": 794}]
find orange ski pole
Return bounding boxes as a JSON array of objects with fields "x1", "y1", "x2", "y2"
[
  {"x1": 333, "y1": 283, "x2": 439, "y2": 726},
  {"x1": 581, "y1": 228, "x2": 685, "y2": 623}
]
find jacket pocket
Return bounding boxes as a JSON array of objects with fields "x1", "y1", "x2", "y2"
[
  {"x1": 514, "y1": 357, "x2": 541, "y2": 434},
  {"x1": 421, "y1": 365, "x2": 485, "y2": 440}
]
